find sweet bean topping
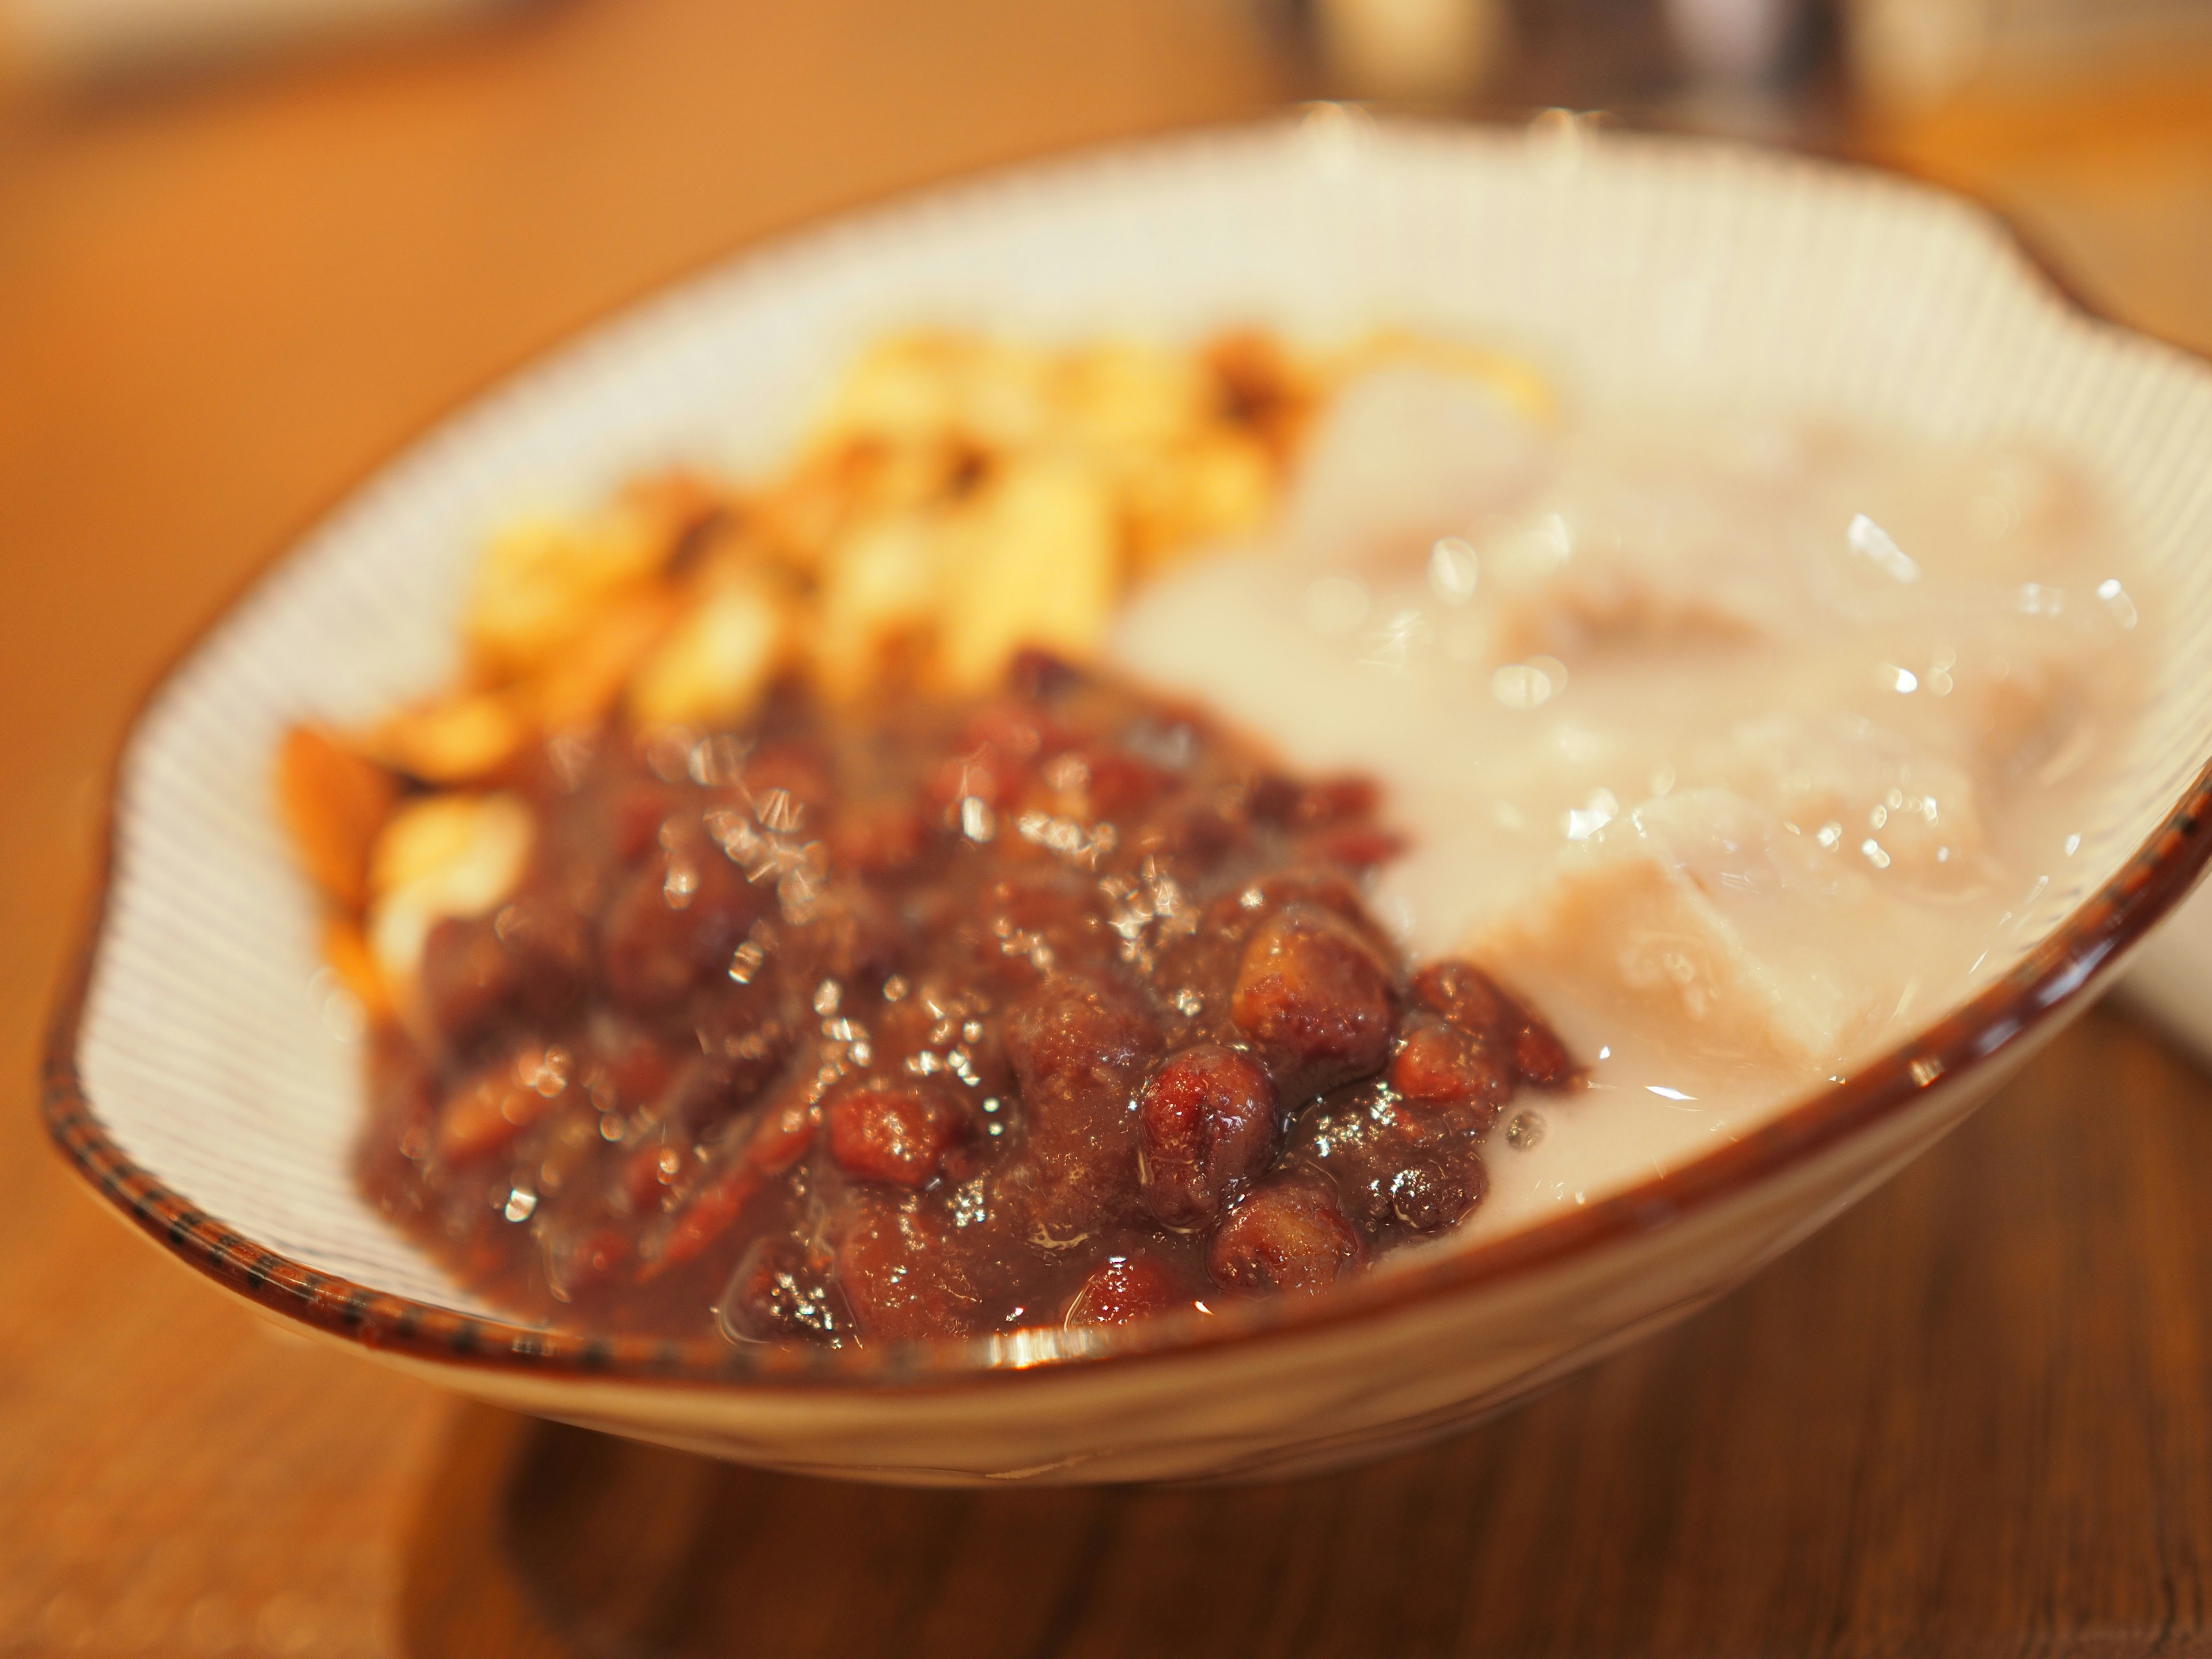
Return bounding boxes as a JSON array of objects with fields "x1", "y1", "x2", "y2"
[
  {"x1": 352, "y1": 662, "x2": 1576, "y2": 1347},
  {"x1": 1388, "y1": 1017, "x2": 1513, "y2": 1118},
  {"x1": 1208, "y1": 1177, "x2": 1366, "y2": 1296},
  {"x1": 826, "y1": 1080, "x2": 969, "y2": 1188},
  {"x1": 1064, "y1": 1255, "x2": 1196, "y2": 1328},
  {"x1": 1230, "y1": 904, "x2": 1395, "y2": 1100},
  {"x1": 1137, "y1": 1044, "x2": 1279, "y2": 1228}
]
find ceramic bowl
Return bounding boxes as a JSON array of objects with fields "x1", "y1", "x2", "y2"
[{"x1": 46, "y1": 116, "x2": 2212, "y2": 1486}]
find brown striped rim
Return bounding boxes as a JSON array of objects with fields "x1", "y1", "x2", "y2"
[{"x1": 40, "y1": 118, "x2": 2212, "y2": 1394}]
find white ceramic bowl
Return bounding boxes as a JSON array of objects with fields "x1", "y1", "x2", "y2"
[{"x1": 46, "y1": 116, "x2": 2212, "y2": 1486}]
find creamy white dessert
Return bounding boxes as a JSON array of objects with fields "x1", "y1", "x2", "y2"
[{"x1": 1112, "y1": 367, "x2": 2150, "y2": 1237}]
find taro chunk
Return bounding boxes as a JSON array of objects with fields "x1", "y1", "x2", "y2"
[{"x1": 1475, "y1": 787, "x2": 1884, "y2": 1073}]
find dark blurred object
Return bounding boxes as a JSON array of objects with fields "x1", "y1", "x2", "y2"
[
  {"x1": 0, "y1": 0, "x2": 533, "y2": 88},
  {"x1": 1272, "y1": 0, "x2": 1837, "y2": 128},
  {"x1": 1280, "y1": 0, "x2": 2212, "y2": 145}
]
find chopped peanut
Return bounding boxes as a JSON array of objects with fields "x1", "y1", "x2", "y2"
[
  {"x1": 365, "y1": 792, "x2": 533, "y2": 990},
  {"x1": 626, "y1": 570, "x2": 792, "y2": 729},
  {"x1": 321, "y1": 916, "x2": 393, "y2": 1021},
  {"x1": 531, "y1": 583, "x2": 680, "y2": 730},
  {"x1": 276, "y1": 725, "x2": 398, "y2": 910},
  {"x1": 813, "y1": 509, "x2": 945, "y2": 700},
  {"x1": 935, "y1": 457, "x2": 1118, "y2": 692},
  {"x1": 465, "y1": 507, "x2": 669, "y2": 679},
  {"x1": 369, "y1": 691, "x2": 526, "y2": 784}
]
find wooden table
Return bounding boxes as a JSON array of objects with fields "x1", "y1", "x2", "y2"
[{"x1": 3, "y1": 7, "x2": 2210, "y2": 1653}]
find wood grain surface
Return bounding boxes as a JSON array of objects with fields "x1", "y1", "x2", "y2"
[
  {"x1": 412, "y1": 1005, "x2": 2212, "y2": 1659},
  {"x1": 2, "y1": 5, "x2": 2210, "y2": 1654}
]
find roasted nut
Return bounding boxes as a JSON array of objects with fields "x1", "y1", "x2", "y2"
[
  {"x1": 276, "y1": 725, "x2": 397, "y2": 910},
  {"x1": 365, "y1": 793, "x2": 534, "y2": 990},
  {"x1": 1124, "y1": 428, "x2": 1277, "y2": 571},
  {"x1": 820, "y1": 331, "x2": 1052, "y2": 452},
  {"x1": 465, "y1": 507, "x2": 668, "y2": 678},
  {"x1": 369, "y1": 692, "x2": 526, "y2": 784},
  {"x1": 935, "y1": 457, "x2": 1117, "y2": 692},
  {"x1": 530, "y1": 583, "x2": 680, "y2": 730},
  {"x1": 812, "y1": 509, "x2": 944, "y2": 699},
  {"x1": 627, "y1": 571, "x2": 791, "y2": 729}
]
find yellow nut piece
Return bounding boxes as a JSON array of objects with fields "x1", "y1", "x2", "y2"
[
  {"x1": 936, "y1": 457, "x2": 1117, "y2": 692},
  {"x1": 531, "y1": 584, "x2": 680, "y2": 730},
  {"x1": 1058, "y1": 340, "x2": 1213, "y2": 454},
  {"x1": 465, "y1": 507, "x2": 666, "y2": 677},
  {"x1": 814, "y1": 510, "x2": 945, "y2": 699},
  {"x1": 627, "y1": 571, "x2": 791, "y2": 729},
  {"x1": 1126, "y1": 429, "x2": 1277, "y2": 570},
  {"x1": 371, "y1": 691, "x2": 526, "y2": 783},
  {"x1": 275, "y1": 725, "x2": 397, "y2": 910},
  {"x1": 365, "y1": 792, "x2": 534, "y2": 990},
  {"x1": 819, "y1": 331, "x2": 1054, "y2": 452}
]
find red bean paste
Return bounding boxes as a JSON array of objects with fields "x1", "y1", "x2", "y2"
[{"x1": 358, "y1": 653, "x2": 1577, "y2": 1347}]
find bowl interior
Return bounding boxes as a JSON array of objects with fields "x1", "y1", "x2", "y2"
[{"x1": 69, "y1": 117, "x2": 2212, "y2": 1323}]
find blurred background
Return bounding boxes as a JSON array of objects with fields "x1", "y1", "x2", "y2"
[{"x1": 3, "y1": 1, "x2": 2211, "y2": 1654}]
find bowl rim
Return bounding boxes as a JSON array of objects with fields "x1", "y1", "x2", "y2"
[{"x1": 41, "y1": 113, "x2": 2212, "y2": 1396}]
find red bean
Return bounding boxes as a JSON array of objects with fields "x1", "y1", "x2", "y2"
[
  {"x1": 825, "y1": 799, "x2": 927, "y2": 874},
  {"x1": 419, "y1": 915, "x2": 517, "y2": 1048},
  {"x1": 1072, "y1": 746, "x2": 1164, "y2": 820},
  {"x1": 1064, "y1": 1254, "x2": 1194, "y2": 1328},
  {"x1": 1003, "y1": 972, "x2": 1161, "y2": 1117},
  {"x1": 599, "y1": 827, "x2": 764, "y2": 1010},
  {"x1": 743, "y1": 740, "x2": 835, "y2": 811},
  {"x1": 1004, "y1": 647, "x2": 1084, "y2": 704},
  {"x1": 1513, "y1": 1020, "x2": 1577, "y2": 1090},
  {"x1": 1002, "y1": 971, "x2": 1162, "y2": 1228},
  {"x1": 1410, "y1": 959, "x2": 1576, "y2": 1090},
  {"x1": 961, "y1": 696, "x2": 1056, "y2": 762},
  {"x1": 1207, "y1": 1177, "x2": 1365, "y2": 1295},
  {"x1": 1292, "y1": 775, "x2": 1380, "y2": 828},
  {"x1": 1222, "y1": 869, "x2": 1381, "y2": 940},
  {"x1": 1304, "y1": 825, "x2": 1407, "y2": 870},
  {"x1": 609, "y1": 783, "x2": 678, "y2": 863},
  {"x1": 745, "y1": 1091, "x2": 822, "y2": 1177},
  {"x1": 1408, "y1": 959, "x2": 1513, "y2": 1039},
  {"x1": 834, "y1": 1191, "x2": 984, "y2": 1343},
  {"x1": 926, "y1": 745, "x2": 1020, "y2": 813},
  {"x1": 355, "y1": 659, "x2": 1585, "y2": 1345},
  {"x1": 1137, "y1": 1044, "x2": 1279, "y2": 1227},
  {"x1": 1388, "y1": 1017, "x2": 1513, "y2": 1116},
  {"x1": 544, "y1": 1223, "x2": 630, "y2": 1300},
  {"x1": 584, "y1": 1019, "x2": 677, "y2": 1113},
  {"x1": 826, "y1": 1080, "x2": 968, "y2": 1188},
  {"x1": 1385, "y1": 1152, "x2": 1488, "y2": 1233},
  {"x1": 1230, "y1": 904, "x2": 1395, "y2": 1100}
]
